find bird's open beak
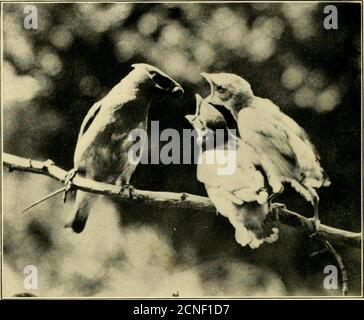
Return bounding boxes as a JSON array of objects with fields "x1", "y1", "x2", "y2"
[
  {"x1": 185, "y1": 94, "x2": 204, "y2": 125},
  {"x1": 195, "y1": 93, "x2": 203, "y2": 104},
  {"x1": 185, "y1": 114, "x2": 195, "y2": 124},
  {"x1": 195, "y1": 94, "x2": 203, "y2": 116},
  {"x1": 200, "y1": 72, "x2": 214, "y2": 86},
  {"x1": 201, "y1": 72, "x2": 217, "y2": 97}
]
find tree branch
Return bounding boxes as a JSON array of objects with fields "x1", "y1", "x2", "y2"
[{"x1": 3, "y1": 152, "x2": 361, "y2": 249}]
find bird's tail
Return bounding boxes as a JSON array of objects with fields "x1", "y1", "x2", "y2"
[
  {"x1": 228, "y1": 203, "x2": 279, "y2": 249},
  {"x1": 65, "y1": 191, "x2": 94, "y2": 233},
  {"x1": 234, "y1": 224, "x2": 279, "y2": 249}
]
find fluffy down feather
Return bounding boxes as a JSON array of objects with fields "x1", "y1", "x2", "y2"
[{"x1": 194, "y1": 119, "x2": 279, "y2": 249}]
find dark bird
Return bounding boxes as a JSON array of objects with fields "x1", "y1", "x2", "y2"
[
  {"x1": 200, "y1": 72, "x2": 330, "y2": 231},
  {"x1": 185, "y1": 94, "x2": 279, "y2": 248},
  {"x1": 22, "y1": 64, "x2": 183, "y2": 233}
]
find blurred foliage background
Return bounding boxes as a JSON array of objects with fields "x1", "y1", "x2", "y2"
[{"x1": 2, "y1": 2, "x2": 361, "y2": 297}]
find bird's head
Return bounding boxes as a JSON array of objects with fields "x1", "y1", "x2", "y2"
[
  {"x1": 185, "y1": 94, "x2": 229, "y2": 148},
  {"x1": 131, "y1": 63, "x2": 184, "y2": 98},
  {"x1": 201, "y1": 72, "x2": 254, "y2": 119}
]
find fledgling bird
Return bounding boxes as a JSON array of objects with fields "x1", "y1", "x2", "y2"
[
  {"x1": 185, "y1": 94, "x2": 279, "y2": 249},
  {"x1": 201, "y1": 72, "x2": 330, "y2": 230},
  {"x1": 22, "y1": 64, "x2": 183, "y2": 233}
]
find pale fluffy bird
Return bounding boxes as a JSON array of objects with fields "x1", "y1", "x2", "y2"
[
  {"x1": 201, "y1": 72, "x2": 330, "y2": 230},
  {"x1": 185, "y1": 94, "x2": 279, "y2": 249}
]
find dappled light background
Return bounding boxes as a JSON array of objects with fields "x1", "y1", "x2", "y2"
[{"x1": 2, "y1": 2, "x2": 361, "y2": 297}]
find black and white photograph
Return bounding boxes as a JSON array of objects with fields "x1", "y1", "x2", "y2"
[{"x1": 1, "y1": 1, "x2": 362, "y2": 299}]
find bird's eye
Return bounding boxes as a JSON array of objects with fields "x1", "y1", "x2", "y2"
[{"x1": 216, "y1": 85, "x2": 226, "y2": 93}]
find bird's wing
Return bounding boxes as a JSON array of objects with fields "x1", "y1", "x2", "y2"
[
  {"x1": 249, "y1": 98, "x2": 321, "y2": 164},
  {"x1": 276, "y1": 110, "x2": 330, "y2": 188},
  {"x1": 73, "y1": 101, "x2": 105, "y2": 168},
  {"x1": 78, "y1": 102, "x2": 102, "y2": 140},
  {"x1": 76, "y1": 79, "x2": 135, "y2": 142},
  {"x1": 238, "y1": 98, "x2": 329, "y2": 196},
  {"x1": 73, "y1": 94, "x2": 148, "y2": 181},
  {"x1": 265, "y1": 99, "x2": 321, "y2": 160}
]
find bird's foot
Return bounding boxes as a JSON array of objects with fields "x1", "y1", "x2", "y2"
[
  {"x1": 267, "y1": 187, "x2": 284, "y2": 204},
  {"x1": 63, "y1": 168, "x2": 78, "y2": 203},
  {"x1": 309, "y1": 218, "x2": 321, "y2": 238},
  {"x1": 42, "y1": 159, "x2": 55, "y2": 169},
  {"x1": 121, "y1": 184, "x2": 135, "y2": 199},
  {"x1": 269, "y1": 202, "x2": 286, "y2": 221}
]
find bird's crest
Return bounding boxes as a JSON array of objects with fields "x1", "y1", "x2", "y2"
[
  {"x1": 132, "y1": 63, "x2": 171, "y2": 79},
  {"x1": 132, "y1": 63, "x2": 183, "y2": 95}
]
